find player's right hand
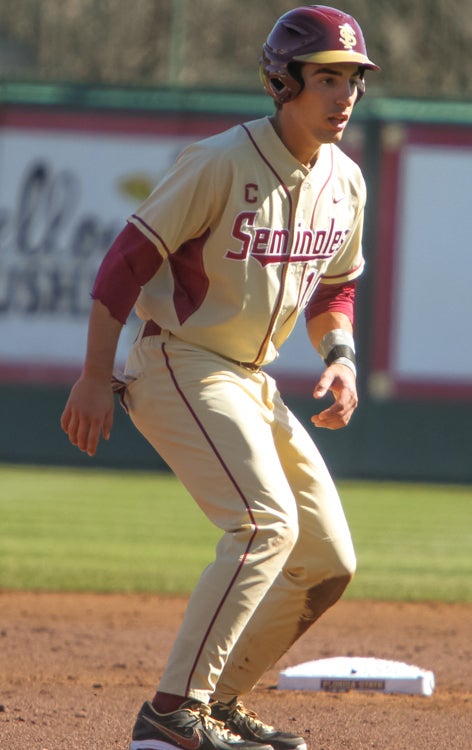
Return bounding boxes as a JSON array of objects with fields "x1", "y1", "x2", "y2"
[{"x1": 60, "y1": 376, "x2": 114, "y2": 457}]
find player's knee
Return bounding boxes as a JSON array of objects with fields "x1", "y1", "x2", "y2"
[
  {"x1": 334, "y1": 547, "x2": 357, "y2": 580},
  {"x1": 320, "y1": 532, "x2": 357, "y2": 582},
  {"x1": 287, "y1": 545, "x2": 356, "y2": 589}
]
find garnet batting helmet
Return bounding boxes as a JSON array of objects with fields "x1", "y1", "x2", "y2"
[{"x1": 260, "y1": 5, "x2": 380, "y2": 105}]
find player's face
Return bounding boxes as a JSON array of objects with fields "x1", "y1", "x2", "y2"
[{"x1": 275, "y1": 62, "x2": 361, "y2": 165}]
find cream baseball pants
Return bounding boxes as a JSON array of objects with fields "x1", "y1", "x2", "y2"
[{"x1": 123, "y1": 330, "x2": 356, "y2": 704}]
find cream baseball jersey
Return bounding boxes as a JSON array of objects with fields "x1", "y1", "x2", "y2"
[{"x1": 129, "y1": 116, "x2": 366, "y2": 366}]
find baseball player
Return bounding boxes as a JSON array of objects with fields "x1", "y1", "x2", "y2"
[{"x1": 61, "y1": 6, "x2": 379, "y2": 750}]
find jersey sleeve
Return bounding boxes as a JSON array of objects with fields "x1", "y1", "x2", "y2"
[
  {"x1": 128, "y1": 141, "x2": 231, "y2": 258},
  {"x1": 305, "y1": 280, "x2": 357, "y2": 324},
  {"x1": 91, "y1": 223, "x2": 163, "y2": 323}
]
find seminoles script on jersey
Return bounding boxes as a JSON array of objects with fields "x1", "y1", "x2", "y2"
[{"x1": 226, "y1": 213, "x2": 350, "y2": 267}]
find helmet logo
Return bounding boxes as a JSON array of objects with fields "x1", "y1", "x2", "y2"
[{"x1": 338, "y1": 23, "x2": 357, "y2": 50}]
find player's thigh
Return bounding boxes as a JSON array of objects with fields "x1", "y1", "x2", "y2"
[
  {"x1": 273, "y1": 390, "x2": 356, "y2": 576},
  {"x1": 124, "y1": 337, "x2": 298, "y2": 533}
]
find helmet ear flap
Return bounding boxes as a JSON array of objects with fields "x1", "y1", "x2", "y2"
[
  {"x1": 260, "y1": 67, "x2": 304, "y2": 105},
  {"x1": 266, "y1": 75, "x2": 286, "y2": 98}
]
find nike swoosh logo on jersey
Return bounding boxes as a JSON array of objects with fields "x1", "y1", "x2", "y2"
[
  {"x1": 143, "y1": 715, "x2": 202, "y2": 750},
  {"x1": 333, "y1": 195, "x2": 345, "y2": 203}
]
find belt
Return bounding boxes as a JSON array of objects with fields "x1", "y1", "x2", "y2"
[
  {"x1": 141, "y1": 320, "x2": 260, "y2": 372},
  {"x1": 229, "y1": 358, "x2": 261, "y2": 372}
]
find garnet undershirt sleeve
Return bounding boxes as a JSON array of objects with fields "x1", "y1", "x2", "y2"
[
  {"x1": 92, "y1": 223, "x2": 163, "y2": 324},
  {"x1": 305, "y1": 280, "x2": 357, "y2": 325}
]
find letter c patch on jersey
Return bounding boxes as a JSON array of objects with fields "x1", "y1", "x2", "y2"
[{"x1": 244, "y1": 183, "x2": 258, "y2": 203}]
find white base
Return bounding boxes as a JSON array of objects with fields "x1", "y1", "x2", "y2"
[{"x1": 278, "y1": 657, "x2": 435, "y2": 696}]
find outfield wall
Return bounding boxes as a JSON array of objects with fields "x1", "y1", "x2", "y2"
[{"x1": 0, "y1": 84, "x2": 471, "y2": 482}]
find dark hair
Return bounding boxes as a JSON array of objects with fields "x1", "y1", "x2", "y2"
[{"x1": 287, "y1": 61, "x2": 305, "y2": 90}]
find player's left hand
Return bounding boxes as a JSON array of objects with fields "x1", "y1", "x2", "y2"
[{"x1": 311, "y1": 363, "x2": 358, "y2": 430}]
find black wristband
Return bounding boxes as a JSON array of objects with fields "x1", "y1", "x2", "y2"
[{"x1": 324, "y1": 344, "x2": 357, "y2": 368}]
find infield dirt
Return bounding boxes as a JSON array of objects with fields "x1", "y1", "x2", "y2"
[{"x1": 0, "y1": 592, "x2": 470, "y2": 749}]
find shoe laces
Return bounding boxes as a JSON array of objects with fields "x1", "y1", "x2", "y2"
[
  {"x1": 198, "y1": 703, "x2": 244, "y2": 742},
  {"x1": 231, "y1": 702, "x2": 274, "y2": 733}
]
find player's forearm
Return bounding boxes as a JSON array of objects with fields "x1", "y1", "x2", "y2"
[
  {"x1": 81, "y1": 299, "x2": 123, "y2": 382},
  {"x1": 307, "y1": 311, "x2": 353, "y2": 351},
  {"x1": 307, "y1": 311, "x2": 357, "y2": 377}
]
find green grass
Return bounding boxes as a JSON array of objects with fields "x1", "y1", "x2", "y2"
[
  {"x1": 0, "y1": 465, "x2": 470, "y2": 601},
  {"x1": 342, "y1": 482, "x2": 472, "y2": 601},
  {"x1": 0, "y1": 465, "x2": 219, "y2": 593}
]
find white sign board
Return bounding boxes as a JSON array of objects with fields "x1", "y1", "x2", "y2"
[{"x1": 393, "y1": 145, "x2": 472, "y2": 381}]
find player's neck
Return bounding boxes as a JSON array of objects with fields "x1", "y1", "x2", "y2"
[{"x1": 269, "y1": 113, "x2": 320, "y2": 168}]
